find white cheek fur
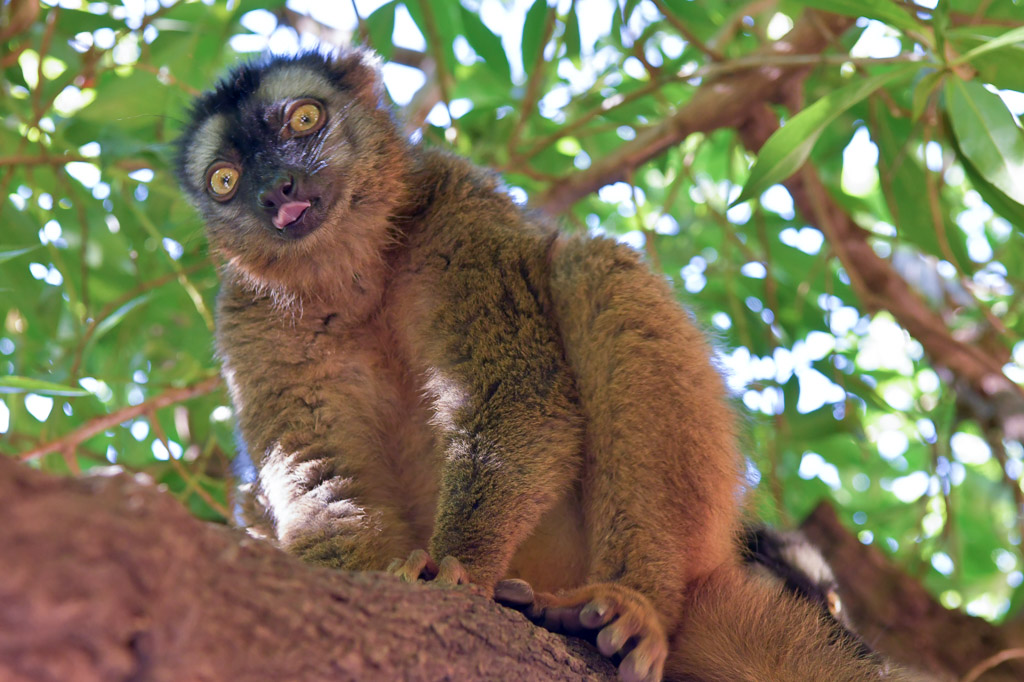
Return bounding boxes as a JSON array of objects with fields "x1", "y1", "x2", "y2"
[{"x1": 187, "y1": 114, "x2": 229, "y2": 191}]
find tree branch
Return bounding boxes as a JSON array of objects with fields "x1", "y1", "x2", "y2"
[
  {"x1": 536, "y1": 10, "x2": 856, "y2": 214},
  {"x1": 801, "y1": 502, "x2": 1024, "y2": 680},
  {"x1": 12, "y1": 375, "x2": 222, "y2": 462},
  {"x1": 736, "y1": 104, "x2": 1024, "y2": 441},
  {"x1": 0, "y1": 455, "x2": 615, "y2": 681}
]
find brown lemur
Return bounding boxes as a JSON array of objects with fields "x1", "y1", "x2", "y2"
[{"x1": 176, "y1": 49, "x2": 911, "y2": 681}]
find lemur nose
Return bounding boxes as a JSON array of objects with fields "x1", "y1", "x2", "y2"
[{"x1": 258, "y1": 175, "x2": 296, "y2": 210}]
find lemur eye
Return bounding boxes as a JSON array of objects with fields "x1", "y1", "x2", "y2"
[
  {"x1": 206, "y1": 163, "x2": 241, "y2": 201},
  {"x1": 826, "y1": 591, "x2": 842, "y2": 617},
  {"x1": 284, "y1": 99, "x2": 325, "y2": 138}
]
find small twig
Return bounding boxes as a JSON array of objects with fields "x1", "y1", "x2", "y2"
[
  {"x1": 148, "y1": 409, "x2": 231, "y2": 520},
  {"x1": 349, "y1": 0, "x2": 369, "y2": 45},
  {"x1": 961, "y1": 648, "x2": 1024, "y2": 682},
  {"x1": 650, "y1": 0, "x2": 723, "y2": 60},
  {"x1": 68, "y1": 260, "x2": 212, "y2": 380},
  {"x1": 517, "y1": 72, "x2": 680, "y2": 164},
  {"x1": 123, "y1": 191, "x2": 215, "y2": 332},
  {"x1": 133, "y1": 62, "x2": 200, "y2": 96},
  {"x1": 55, "y1": 170, "x2": 92, "y2": 319},
  {"x1": 31, "y1": 7, "x2": 59, "y2": 122},
  {"x1": 988, "y1": 431, "x2": 1024, "y2": 567},
  {"x1": 625, "y1": 170, "x2": 662, "y2": 272},
  {"x1": 14, "y1": 376, "x2": 222, "y2": 462},
  {"x1": 415, "y1": 0, "x2": 453, "y2": 106},
  {"x1": 507, "y1": 4, "x2": 559, "y2": 157},
  {"x1": 0, "y1": 153, "x2": 151, "y2": 169},
  {"x1": 0, "y1": 42, "x2": 29, "y2": 68}
]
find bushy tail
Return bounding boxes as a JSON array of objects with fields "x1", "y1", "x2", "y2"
[{"x1": 665, "y1": 563, "x2": 927, "y2": 682}]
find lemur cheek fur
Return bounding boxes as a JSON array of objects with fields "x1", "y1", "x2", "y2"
[{"x1": 176, "y1": 48, "x2": 910, "y2": 682}]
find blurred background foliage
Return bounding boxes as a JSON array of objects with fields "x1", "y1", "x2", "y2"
[{"x1": 3, "y1": 0, "x2": 1024, "y2": 626}]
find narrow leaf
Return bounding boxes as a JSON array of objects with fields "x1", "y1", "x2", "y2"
[
  {"x1": 521, "y1": 0, "x2": 549, "y2": 77},
  {"x1": 0, "y1": 376, "x2": 90, "y2": 397},
  {"x1": 364, "y1": 1, "x2": 397, "y2": 59},
  {"x1": 951, "y1": 25, "x2": 1024, "y2": 66},
  {"x1": 734, "y1": 66, "x2": 917, "y2": 205},
  {"x1": 945, "y1": 77, "x2": 1024, "y2": 205},
  {"x1": 0, "y1": 245, "x2": 41, "y2": 264},
  {"x1": 459, "y1": 8, "x2": 510, "y2": 80},
  {"x1": 912, "y1": 70, "x2": 944, "y2": 122},
  {"x1": 92, "y1": 293, "x2": 154, "y2": 342},
  {"x1": 564, "y1": 2, "x2": 581, "y2": 61},
  {"x1": 789, "y1": 0, "x2": 921, "y2": 37},
  {"x1": 960, "y1": 154, "x2": 1024, "y2": 230}
]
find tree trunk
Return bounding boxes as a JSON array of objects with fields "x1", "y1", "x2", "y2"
[{"x1": 3, "y1": 454, "x2": 1023, "y2": 681}]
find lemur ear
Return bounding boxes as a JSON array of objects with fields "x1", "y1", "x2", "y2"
[{"x1": 330, "y1": 48, "x2": 386, "y2": 108}]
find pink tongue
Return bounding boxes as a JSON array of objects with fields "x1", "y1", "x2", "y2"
[{"x1": 273, "y1": 201, "x2": 311, "y2": 229}]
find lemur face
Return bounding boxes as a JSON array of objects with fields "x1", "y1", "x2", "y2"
[{"x1": 175, "y1": 50, "x2": 404, "y2": 288}]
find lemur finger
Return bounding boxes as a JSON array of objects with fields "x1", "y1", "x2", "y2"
[
  {"x1": 596, "y1": 613, "x2": 640, "y2": 657},
  {"x1": 387, "y1": 548, "x2": 436, "y2": 582},
  {"x1": 580, "y1": 599, "x2": 613, "y2": 628},
  {"x1": 494, "y1": 579, "x2": 535, "y2": 607},
  {"x1": 619, "y1": 636, "x2": 666, "y2": 682},
  {"x1": 435, "y1": 555, "x2": 472, "y2": 585}
]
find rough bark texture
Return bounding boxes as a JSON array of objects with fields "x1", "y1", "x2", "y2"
[
  {"x1": 4, "y1": 454, "x2": 1024, "y2": 681},
  {"x1": 0, "y1": 455, "x2": 614, "y2": 682}
]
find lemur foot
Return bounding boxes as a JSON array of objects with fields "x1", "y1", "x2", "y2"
[
  {"x1": 496, "y1": 580, "x2": 667, "y2": 682},
  {"x1": 387, "y1": 549, "x2": 472, "y2": 586}
]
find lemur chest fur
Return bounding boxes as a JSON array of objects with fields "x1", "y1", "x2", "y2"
[{"x1": 218, "y1": 288, "x2": 441, "y2": 543}]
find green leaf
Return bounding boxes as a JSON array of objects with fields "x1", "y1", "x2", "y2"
[
  {"x1": 873, "y1": 104, "x2": 970, "y2": 269},
  {"x1": 0, "y1": 245, "x2": 41, "y2": 264},
  {"x1": 0, "y1": 376, "x2": 90, "y2": 397},
  {"x1": 364, "y1": 1, "x2": 397, "y2": 59},
  {"x1": 960, "y1": 154, "x2": 1024, "y2": 229},
  {"x1": 522, "y1": 0, "x2": 550, "y2": 77},
  {"x1": 951, "y1": 25, "x2": 1024, "y2": 66},
  {"x1": 789, "y1": 0, "x2": 922, "y2": 37},
  {"x1": 564, "y1": 2, "x2": 581, "y2": 62},
  {"x1": 947, "y1": 26, "x2": 1024, "y2": 91},
  {"x1": 92, "y1": 293, "x2": 154, "y2": 343},
  {"x1": 912, "y1": 70, "x2": 944, "y2": 122},
  {"x1": 734, "y1": 66, "x2": 918, "y2": 205},
  {"x1": 945, "y1": 77, "x2": 1024, "y2": 206},
  {"x1": 459, "y1": 7, "x2": 511, "y2": 81}
]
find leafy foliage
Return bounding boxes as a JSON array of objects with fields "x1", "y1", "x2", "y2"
[{"x1": 2, "y1": 0, "x2": 1024, "y2": 624}]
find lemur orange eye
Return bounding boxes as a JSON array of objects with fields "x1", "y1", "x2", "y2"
[
  {"x1": 284, "y1": 99, "x2": 324, "y2": 138},
  {"x1": 207, "y1": 163, "x2": 240, "y2": 201}
]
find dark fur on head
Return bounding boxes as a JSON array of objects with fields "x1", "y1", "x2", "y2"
[
  {"x1": 742, "y1": 524, "x2": 875, "y2": 659},
  {"x1": 175, "y1": 49, "x2": 409, "y2": 304}
]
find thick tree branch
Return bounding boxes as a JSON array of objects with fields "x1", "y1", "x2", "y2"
[
  {"x1": 801, "y1": 502, "x2": 1024, "y2": 681},
  {"x1": 0, "y1": 455, "x2": 614, "y2": 681},
  {"x1": 736, "y1": 104, "x2": 1024, "y2": 441},
  {"x1": 536, "y1": 10, "x2": 855, "y2": 215},
  {"x1": 5, "y1": 456, "x2": 1024, "y2": 681}
]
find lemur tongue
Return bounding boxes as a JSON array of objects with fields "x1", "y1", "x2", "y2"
[{"x1": 273, "y1": 201, "x2": 311, "y2": 229}]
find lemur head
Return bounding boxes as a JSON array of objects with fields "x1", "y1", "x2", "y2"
[
  {"x1": 742, "y1": 525, "x2": 875, "y2": 658},
  {"x1": 175, "y1": 49, "x2": 407, "y2": 297}
]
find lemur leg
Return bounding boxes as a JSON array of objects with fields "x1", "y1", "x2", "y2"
[
  {"x1": 391, "y1": 243, "x2": 586, "y2": 592},
  {"x1": 537, "y1": 236, "x2": 744, "y2": 679}
]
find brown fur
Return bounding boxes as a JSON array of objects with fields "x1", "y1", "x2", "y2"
[{"x1": 178, "y1": 50, "x2": 907, "y2": 681}]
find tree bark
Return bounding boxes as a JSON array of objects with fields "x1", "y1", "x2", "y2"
[
  {"x1": 801, "y1": 502, "x2": 1024, "y2": 681},
  {"x1": 0, "y1": 455, "x2": 614, "y2": 682},
  {"x1": 4, "y1": 453, "x2": 1024, "y2": 681}
]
